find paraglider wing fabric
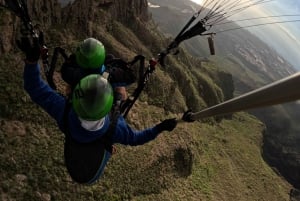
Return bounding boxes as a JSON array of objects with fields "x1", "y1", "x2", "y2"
[{"x1": 64, "y1": 137, "x2": 111, "y2": 184}]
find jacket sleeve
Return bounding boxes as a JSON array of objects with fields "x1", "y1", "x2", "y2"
[
  {"x1": 23, "y1": 63, "x2": 66, "y2": 125},
  {"x1": 112, "y1": 116, "x2": 162, "y2": 146}
]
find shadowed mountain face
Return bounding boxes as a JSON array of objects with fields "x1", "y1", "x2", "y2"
[
  {"x1": 149, "y1": 0, "x2": 300, "y2": 189},
  {"x1": 0, "y1": 0, "x2": 297, "y2": 200}
]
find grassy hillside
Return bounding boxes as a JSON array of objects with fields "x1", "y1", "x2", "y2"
[
  {"x1": 0, "y1": 1, "x2": 294, "y2": 200},
  {"x1": 149, "y1": 0, "x2": 300, "y2": 190},
  {"x1": 0, "y1": 63, "x2": 292, "y2": 200}
]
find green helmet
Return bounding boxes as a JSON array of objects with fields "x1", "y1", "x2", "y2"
[
  {"x1": 75, "y1": 38, "x2": 106, "y2": 69},
  {"x1": 72, "y1": 74, "x2": 114, "y2": 121}
]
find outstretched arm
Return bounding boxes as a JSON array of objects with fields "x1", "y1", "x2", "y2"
[
  {"x1": 112, "y1": 116, "x2": 177, "y2": 146},
  {"x1": 23, "y1": 62, "x2": 66, "y2": 124},
  {"x1": 18, "y1": 35, "x2": 66, "y2": 126}
]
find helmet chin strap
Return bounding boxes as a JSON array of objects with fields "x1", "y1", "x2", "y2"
[{"x1": 79, "y1": 117, "x2": 106, "y2": 132}]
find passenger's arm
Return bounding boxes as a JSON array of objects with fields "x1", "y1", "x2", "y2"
[
  {"x1": 112, "y1": 116, "x2": 177, "y2": 146},
  {"x1": 23, "y1": 62, "x2": 66, "y2": 123}
]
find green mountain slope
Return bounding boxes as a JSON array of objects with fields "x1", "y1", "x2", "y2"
[
  {"x1": 0, "y1": 0, "x2": 294, "y2": 200},
  {"x1": 149, "y1": 0, "x2": 300, "y2": 191}
]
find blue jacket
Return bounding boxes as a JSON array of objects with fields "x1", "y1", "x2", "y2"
[{"x1": 23, "y1": 63, "x2": 162, "y2": 183}]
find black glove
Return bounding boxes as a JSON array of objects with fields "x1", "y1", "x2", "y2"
[
  {"x1": 182, "y1": 109, "x2": 195, "y2": 122},
  {"x1": 155, "y1": 118, "x2": 177, "y2": 132},
  {"x1": 17, "y1": 36, "x2": 40, "y2": 62}
]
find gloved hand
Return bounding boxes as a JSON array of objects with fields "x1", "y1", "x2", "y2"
[
  {"x1": 182, "y1": 109, "x2": 195, "y2": 122},
  {"x1": 17, "y1": 36, "x2": 40, "y2": 63},
  {"x1": 155, "y1": 118, "x2": 177, "y2": 133}
]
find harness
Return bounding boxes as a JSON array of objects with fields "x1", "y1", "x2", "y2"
[
  {"x1": 62, "y1": 97, "x2": 120, "y2": 184},
  {"x1": 49, "y1": 51, "x2": 127, "y2": 184}
]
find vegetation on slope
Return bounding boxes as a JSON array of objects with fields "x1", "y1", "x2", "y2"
[
  {"x1": 148, "y1": 0, "x2": 300, "y2": 190},
  {"x1": 0, "y1": 1, "x2": 293, "y2": 200}
]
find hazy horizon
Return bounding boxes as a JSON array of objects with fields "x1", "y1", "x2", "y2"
[
  {"x1": 235, "y1": 0, "x2": 300, "y2": 70},
  {"x1": 188, "y1": 0, "x2": 300, "y2": 70}
]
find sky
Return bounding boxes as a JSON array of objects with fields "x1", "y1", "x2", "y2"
[{"x1": 188, "y1": 0, "x2": 300, "y2": 70}]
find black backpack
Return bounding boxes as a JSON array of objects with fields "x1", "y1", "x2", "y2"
[{"x1": 63, "y1": 101, "x2": 119, "y2": 184}]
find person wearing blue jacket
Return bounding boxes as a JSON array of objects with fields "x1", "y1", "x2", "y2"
[{"x1": 18, "y1": 36, "x2": 178, "y2": 184}]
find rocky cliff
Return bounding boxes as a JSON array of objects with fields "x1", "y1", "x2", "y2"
[{"x1": 0, "y1": 0, "x2": 295, "y2": 200}]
